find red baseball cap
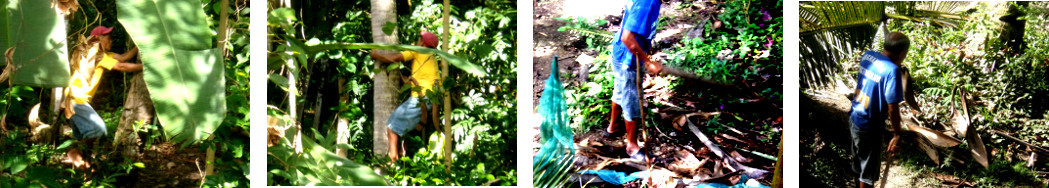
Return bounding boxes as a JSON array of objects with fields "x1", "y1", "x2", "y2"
[
  {"x1": 91, "y1": 26, "x2": 113, "y2": 36},
  {"x1": 420, "y1": 31, "x2": 438, "y2": 48}
]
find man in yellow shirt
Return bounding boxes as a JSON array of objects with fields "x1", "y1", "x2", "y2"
[
  {"x1": 64, "y1": 26, "x2": 143, "y2": 168},
  {"x1": 370, "y1": 31, "x2": 440, "y2": 161}
]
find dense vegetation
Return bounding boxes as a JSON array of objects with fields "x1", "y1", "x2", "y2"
[
  {"x1": 801, "y1": 2, "x2": 1049, "y2": 187},
  {"x1": 0, "y1": 0, "x2": 250, "y2": 187},
  {"x1": 265, "y1": 0, "x2": 516, "y2": 186}
]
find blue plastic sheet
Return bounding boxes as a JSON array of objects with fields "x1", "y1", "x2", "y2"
[
  {"x1": 693, "y1": 175, "x2": 771, "y2": 188},
  {"x1": 579, "y1": 170, "x2": 650, "y2": 185}
]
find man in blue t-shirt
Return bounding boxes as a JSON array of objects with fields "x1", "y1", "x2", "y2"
[
  {"x1": 849, "y1": 32, "x2": 910, "y2": 188},
  {"x1": 605, "y1": 0, "x2": 665, "y2": 160}
]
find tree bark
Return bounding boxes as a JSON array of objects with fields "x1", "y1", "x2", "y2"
[
  {"x1": 370, "y1": 0, "x2": 399, "y2": 159},
  {"x1": 441, "y1": 0, "x2": 453, "y2": 171},
  {"x1": 113, "y1": 73, "x2": 154, "y2": 158},
  {"x1": 999, "y1": 1, "x2": 1028, "y2": 54},
  {"x1": 335, "y1": 78, "x2": 350, "y2": 157}
]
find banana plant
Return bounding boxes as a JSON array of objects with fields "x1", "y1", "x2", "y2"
[
  {"x1": 1, "y1": 0, "x2": 70, "y2": 87},
  {"x1": 116, "y1": 0, "x2": 226, "y2": 146}
]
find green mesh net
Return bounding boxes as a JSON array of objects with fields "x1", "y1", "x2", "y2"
[{"x1": 533, "y1": 55, "x2": 576, "y2": 187}]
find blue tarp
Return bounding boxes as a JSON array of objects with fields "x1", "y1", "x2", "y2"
[
  {"x1": 579, "y1": 170, "x2": 650, "y2": 185},
  {"x1": 578, "y1": 169, "x2": 771, "y2": 188},
  {"x1": 693, "y1": 175, "x2": 771, "y2": 188}
]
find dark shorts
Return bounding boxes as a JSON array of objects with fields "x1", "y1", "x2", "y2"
[{"x1": 850, "y1": 119, "x2": 883, "y2": 184}]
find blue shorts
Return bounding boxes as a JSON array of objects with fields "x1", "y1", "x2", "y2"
[
  {"x1": 850, "y1": 119, "x2": 884, "y2": 184},
  {"x1": 71, "y1": 103, "x2": 107, "y2": 139},
  {"x1": 611, "y1": 60, "x2": 644, "y2": 120},
  {"x1": 387, "y1": 97, "x2": 432, "y2": 136}
]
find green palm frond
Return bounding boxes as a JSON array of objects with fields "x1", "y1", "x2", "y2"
[
  {"x1": 799, "y1": 1, "x2": 972, "y2": 89},
  {"x1": 914, "y1": 1, "x2": 978, "y2": 15},
  {"x1": 800, "y1": 1, "x2": 886, "y2": 36},
  {"x1": 800, "y1": 1, "x2": 885, "y2": 89}
]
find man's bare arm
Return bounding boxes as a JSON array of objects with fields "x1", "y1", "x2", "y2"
[
  {"x1": 887, "y1": 103, "x2": 902, "y2": 154},
  {"x1": 370, "y1": 50, "x2": 404, "y2": 64},
  {"x1": 620, "y1": 31, "x2": 663, "y2": 74},
  {"x1": 112, "y1": 62, "x2": 143, "y2": 72},
  {"x1": 113, "y1": 47, "x2": 139, "y2": 62}
]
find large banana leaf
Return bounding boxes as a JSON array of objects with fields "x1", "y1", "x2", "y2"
[
  {"x1": 301, "y1": 40, "x2": 488, "y2": 77},
  {"x1": 117, "y1": 0, "x2": 225, "y2": 146},
  {"x1": 3, "y1": 0, "x2": 70, "y2": 87},
  {"x1": 268, "y1": 126, "x2": 388, "y2": 186}
]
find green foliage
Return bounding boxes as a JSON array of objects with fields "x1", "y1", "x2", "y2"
[
  {"x1": 267, "y1": 122, "x2": 388, "y2": 186},
  {"x1": 555, "y1": 17, "x2": 613, "y2": 49},
  {"x1": 0, "y1": 132, "x2": 72, "y2": 187},
  {"x1": 117, "y1": 0, "x2": 227, "y2": 146},
  {"x1": 305, "y1": 42, "x2": 488, "y2": 77},
  {"x1": 267, "y1": 0, "x2": 517, "y2": 186},
  {"x1": 202, "y1": 0, "x2": 252, "y2": 186},
  {"x1": 2, "y1": 0, "x2": 71, "y2": 87},
  {"x1": 666, "y1": 0, "x2": 782, "y2": 86},
  {"x1": 808, "y1": 2, "x2": 1049, "y2": 186},
  {"x1": 565, "y1": 51, "x2": 615, "y2": 132},
  {"x1": 887, "y1": 4, "x2": 1049, "y2": 147}
]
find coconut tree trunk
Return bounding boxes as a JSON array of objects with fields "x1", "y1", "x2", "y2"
[
  {"x1": 999, "y1": 1, "x2": 1027, "y2": 55},
  {"x1": 370, "y1": 0, "x2": 399, "y2": 159},
  {"x1": 335, "y1": 78, "x2": 350, "y2": 157},
  {"x1": 113, "y1": 73, "x2": 154, "y2": 158}
]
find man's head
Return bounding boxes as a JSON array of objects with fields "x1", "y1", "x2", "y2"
[
  {"x1": 91, "y1": 26, "x2": 114, "y2": 50},
  {"x1": 418, "y1": 31, "x2": 438, "y2": 48},
  {"x1": 883, "y1": 32, "x2": 910, "y2": 64}
]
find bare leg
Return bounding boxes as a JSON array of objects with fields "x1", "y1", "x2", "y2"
[
  {"x1": 387, "y1": 129, "x2": 400, "y2": 162},
  {"x1": 859, "y1": 179, "x2": 872, "y2": 188},
  {"x1": 65, "y1": 138, "x2": 95, "y2": 168},
  {"x1": 625, "y1": 118, "x2": 641, "y2": 155},
  {"x1": 607, "y1": 102, "x2": 622, "y2": 134}
]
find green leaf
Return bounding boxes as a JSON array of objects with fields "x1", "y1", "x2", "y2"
[
  {"x1": 382, "y1": 21, "x2": 397, "y2": 35},
  {"x1": 3, "y1": 0, "x2": 70, "y2": 87},
  {"x1": 56, "y1": 140, "x2": 74, "y2": 150},
  {"x1": 305, "y1": 41, "x2": 488, "y2": 77},
  {"x1": 133, "y1": 162, "x2": 145, "y2": 168},
  {"x1": 268, "y1": 73, "x2": 290, "y2": 92},
  {"x1": 9, "y1": 156, "x2": 26, "y2": 174},
  {"x1": 118, "y1": 0, "x2": 226, "y2": 146},
  {"x1": 268, "y1": 8, "x2": 298, "y2": 25}
]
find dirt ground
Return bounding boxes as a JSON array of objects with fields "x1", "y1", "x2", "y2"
[
  {"x1": 533, "y1": 0, "x2": 781, "y2": 187},
  {"x1": 59, "y1": 138, "x2": 209, "y2": 187}
]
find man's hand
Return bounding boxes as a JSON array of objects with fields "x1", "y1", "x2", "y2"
[
  {"x1": 645, "y1": 58, "x2": 664, "y2": 75},
  {"x1": 887, "y1": 134, "x2": 901, "y2": 157}
]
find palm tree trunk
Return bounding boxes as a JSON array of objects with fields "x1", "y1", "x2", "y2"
[
  {"x1": 335, "y1": 78, "x2": 350, "y2": 157},
  {"x1": 441, "y1": 0, "x2": 453, "y2": 172},
  {"x1": 999, "y1": 1, "x2": 1027, "y2": 54},
  {"x1": 371, "y1": 0, "x2": 399, "y2": 159}
]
